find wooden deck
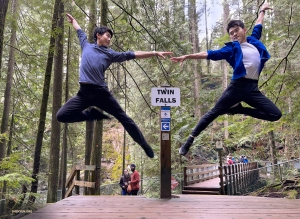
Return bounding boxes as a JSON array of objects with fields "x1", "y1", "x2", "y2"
[
  {"x1": 21, "y1": 194, "x2": 300, "y2": 219},
  {"x1": 191, "y1": 177, "x2": 220, "y2": 188}
]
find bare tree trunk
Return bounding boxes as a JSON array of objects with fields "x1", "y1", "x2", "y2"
[
  {"x1": 204, "y1": 0, "x2": 210, "y2": 74},
  {"x1": 0, "y1": 0, "x2": 18, "y2": 159},
  {"x1": 269, "y1": 130, "x2": 277, "y2": 165},
  {"x1": 90, "y1": 0, "x2": 108, "y2": 195},
  {"x1": 84, "y1": 0, "x2": 97, "y2": 195},
  {"x1": 0, "y1": 0, "x2": 10, "y2": 78},
  {"x1": 83, "y1": 0, "x2": 97, "y2": 194},
  {"x1": 222, "y1": 0, "x2": 230, "y2": 140},
  {"x1": 29, "y1": 0, "x2": 61, "y2": 203},
  {"x1": 47, "y1": 0, "x2": 64, "y2": 203},
  {"x1": 0, "y1": 0, "x2": 10, "y2": 159},
  {"x1": 6, "y1": 104, "x2": 14, "y2": 156},
  {"x1": 58, "y1": 26, "x2": 71, "y2": 200},
  {"x1": 0, "y1": 0, "x2": 17, "y2": 200},
  {"x1": 91, "y1": 121, "x2": 103, "y2": 195},
  {"x1": 188, "y1": 0, "x2": 201, "y2": 118}
]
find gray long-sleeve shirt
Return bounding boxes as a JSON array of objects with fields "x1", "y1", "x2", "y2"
[{"x1": 77, "y1": 29, "x2": 135, "y2": 86}]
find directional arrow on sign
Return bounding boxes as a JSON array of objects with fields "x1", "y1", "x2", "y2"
[{"x1": 161, "y1": 122, "x2": 170, "y2": 131}]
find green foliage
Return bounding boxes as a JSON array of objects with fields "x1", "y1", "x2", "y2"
[
  {"x1": 0, "y1": 173, "x2": 33, "y2": 189},
  {"x1": 0, "y1": 153, "x2": 33, "y2": 190}
]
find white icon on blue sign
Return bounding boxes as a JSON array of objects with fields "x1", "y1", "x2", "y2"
[{"x1": 161, "y1": 122, "x2": 170, "y2": 131}]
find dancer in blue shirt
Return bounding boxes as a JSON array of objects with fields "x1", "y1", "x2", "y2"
[
  {"x1": 57, "y1": 14, "x2": 173, "y2": 158},
  {"x1": 170, "y1": 3, "x2": 281, "y2": 156}
]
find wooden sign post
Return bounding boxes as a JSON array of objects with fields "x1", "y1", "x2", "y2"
[{"x1": 151, "y1": 86, "x2": 180, "y2": 199}]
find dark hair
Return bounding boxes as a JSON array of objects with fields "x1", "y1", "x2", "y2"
[
  {"x1": 93, "y1": 26, "x2": 113, "y2": 43},
  {"x1": 226, "y1": 20, "x2": 245, "y2": 33},
  {"x1": 130, "y1": 164, "x2": 136, "y2": 168}
]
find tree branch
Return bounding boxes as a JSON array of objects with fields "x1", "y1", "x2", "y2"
[{"x1": 259, "y1": 33, "x2": 300, "y2": 88}]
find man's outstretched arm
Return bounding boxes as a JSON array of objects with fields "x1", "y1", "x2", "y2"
[
  {"x1": 134, "y1": 51, "x2": 173, "y2": 59},
  {"x1": 170, "y1": 52, "x2": 208, "y2": 66},
  {"x1": 255, "y1": 2, "x2": 273, "y2": 25},
  {"x1": 66, "y1": 13, "x2": 81, "y2": 30}
]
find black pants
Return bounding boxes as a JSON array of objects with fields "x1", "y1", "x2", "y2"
[
  {"x1": 57, "y1": 84, "x2": 148, "y2": 146},
  {"x1": 130, "y1": 190, "x2": 138, "y2": 195},
  {"x1": 191, "y1": 78, "x2": 282, "y2": 137}
]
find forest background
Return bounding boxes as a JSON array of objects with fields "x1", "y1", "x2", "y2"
[{"x1": 0, "y1": 0, "x2": 300, "y2": 208}]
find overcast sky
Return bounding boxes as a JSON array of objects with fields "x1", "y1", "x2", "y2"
[{"x1": 197, "y1": 0, "x2": 223, "y2": 38}]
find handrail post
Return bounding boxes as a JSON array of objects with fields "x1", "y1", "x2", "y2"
[
  {"x1": 183, "y1": 167, "x2": 187, "y2": 187},
  {"x1": 215, "y1": 142, "x2": 224, "y2": 195},
  {"x1": 75, "y1": 169, "x2": 80, "y2": 195}
]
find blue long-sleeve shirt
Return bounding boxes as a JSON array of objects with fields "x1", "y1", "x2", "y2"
[
  {"x1": 207, "y1": 24, "x2": 270, "y2": 80},
  {"x1": 77, "y1": 29, "x2": 135, "y2": 86}
]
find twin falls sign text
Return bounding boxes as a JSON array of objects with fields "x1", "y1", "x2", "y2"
[{"x1": 151, "y1": 87, "x2": 180, "y2": 106}]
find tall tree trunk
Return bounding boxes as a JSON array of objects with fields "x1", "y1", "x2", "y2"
[
  {"x1": 0, "y1": 0, "x2": 18, "y2": 160},
  {"x1": 47, "y1": 0, "x2": 64, "y2": 203},
  {"x1": 204, "y1": 0, "x2": 210, "y2": 74},
  {"x1": 84, "y1": 0, "x2": 97, "y2": 195},
  {"x1": 58, "y1": 27, "x2": 71, "y2": 200},
  {"x1": 0, "y1": 0, "x2": 10, "y2": 78},
  {"x1": 29, "y1": 0, "x2": 61, "y2": 203},
  {"x1": 222, "y1": 0, "x2": 229, "y2": 140},
  {"x1": 0, "y1": 0, "x2": 16, "y2": 200},
  {"x1": 6, "y1": 103, "x2": 14, "y2": 156},
  {"x1": 58, "y1": 12, "x2": 76, "y2": 198},
  {"x1": 269, "y1": 130, "x2": 277, "y2": 165},
  {"x1": 0, "y1": 0, "x2": 10, "y2": 159},
  {"x1": 188, "y1": 0, "x2": 201, "y2": 118},
  {"x1": 90, "y1": 0, "x2": 108, "y2": 195}
]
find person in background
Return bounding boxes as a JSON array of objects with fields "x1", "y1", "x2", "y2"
[
  {"x1": 239, "y1": 155, "x2": 245, "y2": 163},
  {"x1": 227, "y1": 156, "x2": 234, "y2": 165},
  {"x1": 129, "y1": 164, "x2": 140, "y2": 196},
  {"x1": 244, "y1": 156, "x2": 249, "y2": 163},
  {"x1": 119, "y1": 169, "x2": 131, "y2": 195}
]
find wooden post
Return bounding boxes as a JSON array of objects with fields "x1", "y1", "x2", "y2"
[
  {"x1": 151, "y1": 85, "x2": 180, "y2": 199},
  {"x1": 228, "y1": 165, "x2": 232, "y2": 195},
  {"x1": 232, "y1": 164, "x2": 236, "y2": 195},
  {"x1": 160, "y1": 106, "x2": 171, "y2": 199},
  {"x1": 183, "y1": 167, "x2": 187, "y2": 187},
  {"x1": 75, "y1": 169, "x2": 80, "y2": 195},
  {"x1": 217, "y1": 150, "x2": 224, "y2": 195},
  {"x1": 216, "y1": 141, "x2": 224, "y2": 195},
  {"x1": 224, "y1": 166, "x2": 228, "y2": 195}
]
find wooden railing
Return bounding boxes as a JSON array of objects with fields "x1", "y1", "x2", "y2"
[
  {"x1": 65, "y1": 165, "x2": 96, "y2": 198},
  {"x1": 183, "y1": 164, "x2": 219, "y2": 186},
  {"x1": 183, "y1": 162, "x2": 259, "y2": 195},
  {"x1": 223, "y1": 162, "x2": 259, "y2": 195}
]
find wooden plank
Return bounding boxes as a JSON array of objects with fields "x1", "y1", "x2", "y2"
[
  {"x1": 186, "y1": 169, "x2": 219, "y2": 177},
  {"x1": 186, "y1": 175, "x2": 216, "y2": 185},
  {"x1": 74, "y1": 180, "x2": 95, "y2": 188},
  {"x1": 75, "y1": 165, "x2": 96, "y2": 171},
  {"x1": 21, "y1": 195, "x2": 300, "y2": 219},
  {"x1": 65, "y1": 166, "x2": 76, "y2": 188},
  {"x1": 65, "y1": 180, "x2": 75, "y2": 198},
  {"x1": 185, "y1": 164, "x2": 218, "y2": 170}
]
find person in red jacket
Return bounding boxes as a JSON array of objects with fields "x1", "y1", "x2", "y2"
[{"x1": 129, "y1": 164, "x2": 140, "y2": 195}]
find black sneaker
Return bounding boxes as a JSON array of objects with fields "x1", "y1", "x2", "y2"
[
  {"x1": 227, "y1": 103, "x2": 243, "y2": 115},
  {"x1": 141, "y1": 144, "x2": 154, "y2": 158},
  {"x1": 179, "y1": 136, "x2": 194, "y2": 156},
  {"x1": 87, "y1": 107, "x2": 111, "y2": 121}
]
